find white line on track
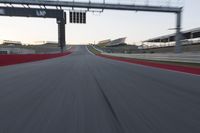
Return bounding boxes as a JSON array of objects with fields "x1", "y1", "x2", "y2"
[{"x1": 86, "y1": 45, "x2": 96, "y2": 56}]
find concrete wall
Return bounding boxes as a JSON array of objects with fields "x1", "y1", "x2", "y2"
[
  {"x1": 0, "y1": 47, "x2": 35, "y2": 54},
  {"x1": 142, "y1": 43, "x2": 200, "y2": 53}
]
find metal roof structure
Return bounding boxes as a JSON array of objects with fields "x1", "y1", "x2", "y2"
[
  {"x1": 107, "y1": 37, "x2": 126, "y2": 47},
  {"x1": 145, "y1": 27, "x2": 200, "y2": 42},
  {"x1": 0, "y1": 0, "x2": 182, "y2": 13},
  {"x1": 97, "y1": 39, "x2": 111, "y2": 45}
]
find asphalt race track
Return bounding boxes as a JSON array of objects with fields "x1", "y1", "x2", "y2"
[{"x1": 0, "y1": 46, "x2": 200, "y2": 133}]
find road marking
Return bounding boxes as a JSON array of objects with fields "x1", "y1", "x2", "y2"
[{"x1": 86, "y1": 46, "x2": 96, "y2": 56}]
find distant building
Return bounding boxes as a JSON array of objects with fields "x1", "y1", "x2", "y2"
[
  {"x1": 2, "y1": 40, "x2": 22, "y2": 47},
  {"x1": 33, "y1": 41, "x2": 58, "y2": 47}
]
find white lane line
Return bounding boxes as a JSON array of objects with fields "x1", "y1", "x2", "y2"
[{"x1": 86, "y1": 45, "x2": 96, "y2": 56}]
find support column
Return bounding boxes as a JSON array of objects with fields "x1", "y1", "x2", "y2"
[
  {"x1": 57, "y1": 16, "x2": 66, "y2": 52},
  {"x1": 175, "y1": 11, "x2": 182, "y2": 53},
  {"x1": 191, "y1": 32, "x2": 193, "y2": 39}
]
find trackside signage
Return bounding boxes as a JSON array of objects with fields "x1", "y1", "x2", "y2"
[
  {"x1": 36, "y1": 10, "x2": 46, "y2": 17},
  {"x1": 0, "y1": 7, "x2": 64, "y2": 19}
]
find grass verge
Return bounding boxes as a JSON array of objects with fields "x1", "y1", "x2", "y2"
[{"x1": 87, "y1": 45, "x2": 101, "y2": 54}]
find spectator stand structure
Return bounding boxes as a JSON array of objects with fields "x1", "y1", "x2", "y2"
[{"x1": 143, "y1": 27, "x2": 200, "y2": 49}]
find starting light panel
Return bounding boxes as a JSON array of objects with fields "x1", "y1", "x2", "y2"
[{"x1": 69, "y1": 11, "x2": 86, "y2": 24}]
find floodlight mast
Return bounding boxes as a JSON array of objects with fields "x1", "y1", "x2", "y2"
[{"x1": 0, "y1": 0, "x2": 183, "y2": 53}]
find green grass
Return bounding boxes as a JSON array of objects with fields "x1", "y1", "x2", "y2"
[{"x1": 87, "y1": 45, "x2": 101, "y2": 54}]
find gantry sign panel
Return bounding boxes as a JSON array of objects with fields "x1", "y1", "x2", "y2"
[
  {"x1": 69, "y1": 11, "x2": 86, "y2": 24},
  {"x1": 0, "y1": 6, "x2": 64, "y2": 19}
]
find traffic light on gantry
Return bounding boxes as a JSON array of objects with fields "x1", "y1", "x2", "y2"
[{"x1": 69, "y1": 11, "x2": 86, "y2": 24}]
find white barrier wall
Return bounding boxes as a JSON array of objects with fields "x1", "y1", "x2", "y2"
[{"x1": 0, "y1": 48, "x2": 35, "y2": 54}]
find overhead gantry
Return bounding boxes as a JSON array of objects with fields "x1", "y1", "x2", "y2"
[{"x1": 0, "y1": 0, "x2": 183, "y2": 53}]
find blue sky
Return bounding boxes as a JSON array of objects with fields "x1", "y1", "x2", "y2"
[{"x1": 0, "y1": 0, "x2": 199, "y2": 44}]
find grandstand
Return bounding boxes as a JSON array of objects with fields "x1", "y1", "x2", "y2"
[
  {"x1": 97, "y1": 37, "x2": 126, "y2": 47},
  {"x1": 2, "y1": 40, "x2": 22, "y2": 47},
  {"x1": 105, "y1": 37, "x2": 126, "y2": 47},
  {"x1": 43, "y1": 42, "x2": 59, "y2": 47},
  {"x1": 143, "y1": 27, "x2": 200, "y2": 49},
  {"x1": 97, "y1": 39, "x2": 111, "y2": 46},
  {"x1": 95, "y1": 37, "x2": 138, "y2": 53},
  {"x1": 34, "y1": 41, "x2": 58, "y2": 47}
]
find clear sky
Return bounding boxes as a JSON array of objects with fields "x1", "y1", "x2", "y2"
[{"x1": 0, "y1": 0, "x2": 199, "y2": 45}]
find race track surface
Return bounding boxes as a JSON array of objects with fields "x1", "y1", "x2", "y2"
[{"x1": 0, "y1": 46, "x2": 200, "y2": 133}]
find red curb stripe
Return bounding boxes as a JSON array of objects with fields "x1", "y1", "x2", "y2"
[
  {"x1": 97, "y1": 54, "x2": 200, "y2": 75},
  {"x1": 0, "y1": 51, "x2": 72, "y2": 67}
]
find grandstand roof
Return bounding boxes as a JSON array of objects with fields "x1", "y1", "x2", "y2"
[
  {"x1": 107, "y1": 37, "x2": 126, "y2": 47},
  {"x1": 145, "y1": 27, "x2": 200, "y2": 42},
  {"x1": 97, "y1": 39, "x2": 111, "y2": 46}
]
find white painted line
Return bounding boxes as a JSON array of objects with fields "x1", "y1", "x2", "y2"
[
  {"x1": 91, "y1": 45, "x2": 103, "y2": 53},
  {"x1": 86, "y1": 45, "x2": 96, "y2": 56},
  {"x1": 66, "y1": 46, "x2": 72, "y2": 50}
]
